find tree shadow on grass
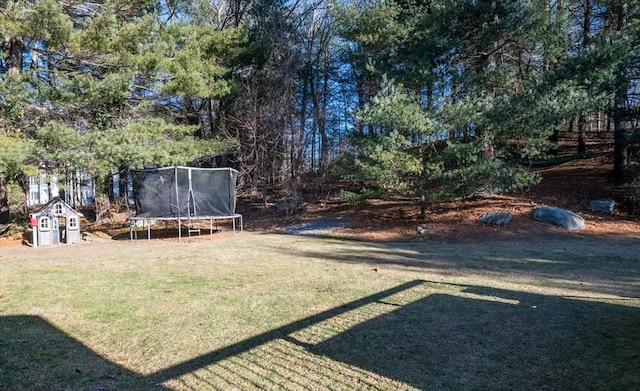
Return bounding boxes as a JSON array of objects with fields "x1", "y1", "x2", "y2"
[
  {"x1": 0, "y1": 315, "x2": 161, "y2": 391},
  {"x1": 309, "y1": 284, "x2": 640, "y2": 390},
  {"x1": 272, "y1": 236, "x2": 640, "y2": 298},
  {"x1": 2, "y1": 281, "x2": 638, "y2": 390}
]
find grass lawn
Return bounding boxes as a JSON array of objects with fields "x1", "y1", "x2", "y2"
[{"x1": 0, "y1": 232, "x2": 639, "y2": 390}]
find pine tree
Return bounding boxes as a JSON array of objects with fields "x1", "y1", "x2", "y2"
[
  {"x1": 334, "y1": 0, "x2": 567, "y2": 200},
  {"x1": 0, "y1": 0, "x2": 243, "y2": 224}
]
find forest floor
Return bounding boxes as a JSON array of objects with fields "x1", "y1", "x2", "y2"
[
  {"x1": 1, "y1": 137, "x2": 639, "y2": 247},
  {"x1": 241, "y1": 143, "x2": 640, "y2": 243}
]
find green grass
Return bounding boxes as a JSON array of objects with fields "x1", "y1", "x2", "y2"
[{"x1": 0, "y1": 233, "x2": 639, "y2": 390}]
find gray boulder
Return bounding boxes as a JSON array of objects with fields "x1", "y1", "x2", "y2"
[
  {"x1": 532, "y1": 206, "x2": 585, "y2": 230},
  {"x1": 590, "y1": 199, "x2": 615, "y2": 213},
  {"x1": 479, "y1": 211, "x2": 512, "y2": 225}
]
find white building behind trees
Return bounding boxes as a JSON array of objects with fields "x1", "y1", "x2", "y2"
[{"x1": 27, "y1": 171, "x2": 95, "y2": 209}]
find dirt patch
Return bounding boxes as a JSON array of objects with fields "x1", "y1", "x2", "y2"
[
  {"x1": 0, "y1": 233, "x2": 28, "y2": 247},
  {"x1": 243, "y1": 150, "x2": 640, "y2": 242},
  {"x1": 259, "y1": 194, "x2": 639, "y2": 243}
]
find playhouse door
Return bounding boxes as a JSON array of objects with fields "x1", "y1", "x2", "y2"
[{"x1": 51, "y1": 218, "x2": 60, "y2": 245}]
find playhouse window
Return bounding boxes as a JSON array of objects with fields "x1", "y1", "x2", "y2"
[
  {"x1": 40, "y1": 217, "x2": 50, "y2": 231},
  {"x1": 54, "y1": 203, "x2": 63, "y2": 215},
  {"x1": 68, "y1": 217, "x2": 78, "y2": 230}
]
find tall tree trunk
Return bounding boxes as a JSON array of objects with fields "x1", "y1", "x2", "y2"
[
  {"x1": 613, "y1": 115, "x2": 629, "y2": 180},
  {"x1": 612, "y1": 1, "x2": 629, "y2": 181},
  {"x1": 577, "y1": 0, "x2": 591, "y2": 156},
  {"x1": 1, "y1": 37, "x2": 23, "y2": 225},
  {"x1": 318, "y1": 68, "x2": 330, "y2": 176},
  {"x1": 0, "y1": 173, "x2": 10, "y2": 224},
  {"x1": 577, "y1": 114, "x2": 587, "y2": 154},
  {"x1": 3, "y1": 36, "x2": 24, "y2": 75},
  {"x1": 95, "y1": 194, "x2": 112, "y2": 223}
]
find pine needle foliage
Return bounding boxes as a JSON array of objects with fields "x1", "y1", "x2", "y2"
[{"x1": 334, "y1": 0, "x2": 640, "y2": 201}]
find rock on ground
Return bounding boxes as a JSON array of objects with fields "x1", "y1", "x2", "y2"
[
  {"x1": 590, "y1": 199, "x2": 615, "y2": 213},
  {"x1": 479, "y1": 211, "x2": 512, "y2": 225},
  {"x1": 532, "y1": 206, "x2": 585, "y2": 230}
]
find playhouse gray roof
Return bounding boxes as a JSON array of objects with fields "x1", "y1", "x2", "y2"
[{"x1": 31, "y1": 197, "x2": 83, "y2": 218}]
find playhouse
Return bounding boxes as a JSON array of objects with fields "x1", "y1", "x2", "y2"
[{"x1": 30, "y1": 197, "x2": 83, "y2": 247}]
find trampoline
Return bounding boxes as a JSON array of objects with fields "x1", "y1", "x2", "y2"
[{"x1": 128, "y1": 166, "x2": 242, "y2": 241}]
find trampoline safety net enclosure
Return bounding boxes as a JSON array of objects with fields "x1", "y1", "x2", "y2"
[{"x1": 129, "y1": 166, "x2": 242, "y2": 240}]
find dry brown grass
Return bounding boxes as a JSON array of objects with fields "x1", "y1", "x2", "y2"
[{"x1": 1, "y1": 232, "x2": 638, "y2": 390}]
